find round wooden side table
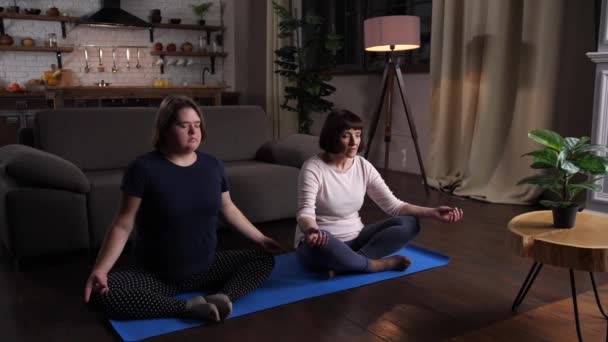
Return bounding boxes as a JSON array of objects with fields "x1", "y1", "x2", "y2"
[{"x1": 508, "y1": 210, "x2": 608, "y2": 342}]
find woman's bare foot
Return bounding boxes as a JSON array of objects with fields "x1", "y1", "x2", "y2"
[
  {"x1": 184, "y1": 296, "x2": 220, "y2": 322},
  {"x1": 205, "y1": 294, "x2": 233, "y2": 321},
  {"x1": 369, "y1": 255, "x2": 412, "y2": 272}
]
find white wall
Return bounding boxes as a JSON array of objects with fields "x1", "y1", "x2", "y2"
[
  {"x1": 310, "y1": 73, "x2": 431, "y2": 174},
  {"x1": 0, "y1": 0, "x2": 234, "y2": 88}
]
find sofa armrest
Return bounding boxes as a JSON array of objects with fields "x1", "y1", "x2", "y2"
[
  {"x1": 256, "y1": 134, "x2": 321, "y2": 168},
  {"x1": 0, "y1": 144, "x2": 90, "y2": 193}
]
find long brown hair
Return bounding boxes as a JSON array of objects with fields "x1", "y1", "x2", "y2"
[{"x1": 152, "y1": 95, "x2": 207, "y2": 149}]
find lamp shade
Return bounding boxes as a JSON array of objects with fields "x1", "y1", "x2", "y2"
[{"x1": 364, "y1": 15, "x2": 420, "y2": 52}]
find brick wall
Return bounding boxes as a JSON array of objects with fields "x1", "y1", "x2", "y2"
[{"x1": 0, "y1": 0, "x2": 231, "y2": 87}]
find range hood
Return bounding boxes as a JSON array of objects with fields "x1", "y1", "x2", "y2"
[{"x1": 80, "y1": 0, "x2": 151, "y2": 29}]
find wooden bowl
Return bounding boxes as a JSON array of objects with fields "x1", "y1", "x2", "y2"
[{"x1": 21, "y1": 38, "x2": 35, "y2": 47}]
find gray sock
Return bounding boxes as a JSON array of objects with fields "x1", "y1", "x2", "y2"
[
  {"x1": 184, "y1": 296, "x2": 220, "y2": 322},
  {"x1": 204, "y1": 293, "x2": 233, "y2": 321}
]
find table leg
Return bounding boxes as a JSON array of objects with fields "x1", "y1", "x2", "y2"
[
  {"x1": 590, "y1": 272, "x2": 608, "y2": 319},
  {"x1": 570, "y1": 269, "x2": 584, "y2": 342},
  {"x1": 512, "y1": 261, "x2": 543, "y2": 312}
]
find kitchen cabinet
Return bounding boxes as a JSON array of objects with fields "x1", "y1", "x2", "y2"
[{"x1": 44, "y1": 86, "x2": 227, "y2": 108}]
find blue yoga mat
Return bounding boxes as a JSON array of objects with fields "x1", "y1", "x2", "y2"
[{"x1": 110, "y1": 244, "x2": 449, "y2": 341}]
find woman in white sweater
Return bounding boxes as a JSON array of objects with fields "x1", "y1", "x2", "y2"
[{"x1": 295, "y1": 109, "x2": 463, "y2": 275}]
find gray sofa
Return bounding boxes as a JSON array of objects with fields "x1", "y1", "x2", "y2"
[{"x1": 0, "y1": 105, "x2": 319, "y2": 260}]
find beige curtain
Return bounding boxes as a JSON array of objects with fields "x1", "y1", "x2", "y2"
[
  {"x1": 266, "y1": 0, "x2": 299, "y2": 139},
  {"x1": 427, "y1": 0, "x2": 596, "y2": 204}
]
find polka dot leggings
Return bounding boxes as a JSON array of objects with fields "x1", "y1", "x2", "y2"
[{"x1": 90, "y1": 249, "x2": 275, "y2": 320}]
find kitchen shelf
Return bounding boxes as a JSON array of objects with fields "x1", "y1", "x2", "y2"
[
  {"x1": 149, "y1": 22, "x2": 223, "y2": 43},
  {"x1": 0, "y1": 45, "x2": 73, "y2": 68},
  {"x1": 0, "y1": 13, "x2": 79, "y2": 38},
  {"x1": 150, "y1": 51, "x2": 226, "y2": 57},
  {"x1": 150, "y1": 50, "x2": 227, "y2": 74}
]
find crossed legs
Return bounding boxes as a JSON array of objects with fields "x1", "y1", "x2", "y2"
[{"x1": 296, "y1": 216, "x2": 420, "y2": 274}]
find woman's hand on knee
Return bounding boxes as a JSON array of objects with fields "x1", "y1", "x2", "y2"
[
  {"x1": 84, "y1": 269, "x2": 109, "y2": 303},
  {"x1": 305, "y1": 227, "x2": 329, "y2": 247}
]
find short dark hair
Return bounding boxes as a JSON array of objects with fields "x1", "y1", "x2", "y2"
[
  {"x1": 319, "y1": 109, "x2": 365, "y2": 154},
  {"x1": 153, "y1": 95, "x2": 207, "y2": 149}
]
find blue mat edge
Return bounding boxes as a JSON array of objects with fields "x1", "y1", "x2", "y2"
[{"x1": 109, "y1": 244, "x2": 450, "y2": 341}]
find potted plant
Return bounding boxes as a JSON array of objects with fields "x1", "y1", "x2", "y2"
[
  {"x1": 517, "y1": 129, "x2": 608, "y2": 228},
  {"x1": 191, "y1": 2, "x2": 213, "y2": 26},
  {"x1": 272, "y1": 2, "x2": 342, "y2": 134}
]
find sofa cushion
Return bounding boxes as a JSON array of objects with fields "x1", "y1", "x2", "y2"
[
  {"x1": 256, "y1": 134, "x2": 321, "y2": 168},
  {"x1": 199, "y1": 106, "x2": 271, "y2": 161},
  {"x1": 35, "y1": 106, "x2": 272, "y2": 170},
  {"x1": 35, "y1": 108, "x2": 157, "y2": 171},
  {"x1": 86, "y1": 169, "x2": 124, "y2": 247},
  {"x1": 224, "y1": 161, "x2": 298, "y2": 223}
]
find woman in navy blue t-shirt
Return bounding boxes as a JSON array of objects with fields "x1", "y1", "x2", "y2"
[{"x1": 84, "y1": 95, "x2": 284, "y2": 322}]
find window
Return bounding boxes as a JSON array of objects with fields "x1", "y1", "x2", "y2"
[{"x1": 302, "y1": 0, "x2": 432, "y2": 73}]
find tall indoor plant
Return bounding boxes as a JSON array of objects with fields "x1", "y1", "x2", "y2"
[
  {"x1": 272, "y1": 2, "x2": 342, "y2": 134},
  {"x1": 518, "y1": 129, "x2": 608, "y2": 227}
]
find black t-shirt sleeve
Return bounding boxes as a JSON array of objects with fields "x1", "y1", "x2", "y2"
[
  {"x1": 217, "y1": 159, "x2": 229, "y2": 192},
  {"x1": 121, "y1": 159, "x2": 147, "y2": 197}
]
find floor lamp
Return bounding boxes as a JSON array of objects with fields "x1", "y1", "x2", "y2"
[{"x1": 363, "y1": 15, "x2": 429, "y2": 194}]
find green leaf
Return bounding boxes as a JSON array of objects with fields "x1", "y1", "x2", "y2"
[
  {"x1": 576, "y1": 144, "x2": 608, "y2": 154},
  {"x1": 568, "y1": 182, "x2": 601, "y2": 192},
  {"x1": 566, "y1": 136, "x2": 591, "y2": 153},
  {"x1": 523, "y1": 149, "x2": 558, "y2": 169},
  {"x1": 272, "y1": 2, "x2": 292, "y2": 19},
  {"x1": 576, "y1": 154, "x2": 608, "y2": 174},
  {"x1": 275, "y1": 61, "x2": 298, "y2": 70},
  {"x1": 528, "y1": 129, "x2": 565, "y2": 151},
  {"x1": 517, "y1": 173, "x2": 560, "y2": 187},
  {"x1": 192, "y1": 2, "x2": 213, "y2": 18},
  {"x1": 279, "y1": 19, "x2": 300, "y2": 33},
  {"x1": 561, "y1": 160, "x2": 580, "y2": 175}
]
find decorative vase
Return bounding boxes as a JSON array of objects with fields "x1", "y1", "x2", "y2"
[{"x1": 552, "y1": 205, "x2": 579, "y2": 228}]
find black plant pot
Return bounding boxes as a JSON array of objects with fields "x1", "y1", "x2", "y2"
[
  {"x1": 551, "y1": 205, "x2": 579, "y2": 228},
  {"x1": 198, "y1": 19, "x2": 206, "y2": 26}
]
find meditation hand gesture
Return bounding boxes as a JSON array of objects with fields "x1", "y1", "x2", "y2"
[
  {"x1": 257, "y1": 236, "x2": 288, "y2": 255},
  {"x1": 84, "y1": 269, "x2": 109, "y2": 303},
  {"x1": 432, "y1": 206, "x2": 464, "y2": 223},
  {"x1": 305, "y1": 227, "x2": 329, "y2": 247}
]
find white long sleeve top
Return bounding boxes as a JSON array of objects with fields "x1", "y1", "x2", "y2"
[{"x1": 294, "y1": 154, "x2": 406, "y2": 246}]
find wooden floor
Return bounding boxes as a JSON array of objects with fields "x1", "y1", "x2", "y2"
[
  {"x1": 450, "y1": 285, "x2": 608, "y2": 341},
  {"x1": 1, "y1": 170, "x2": 607, "y2": 341}
]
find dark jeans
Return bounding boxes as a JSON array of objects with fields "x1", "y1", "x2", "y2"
[{"x1": 296, "y1": 216, "x2": 420, "y2": 274}]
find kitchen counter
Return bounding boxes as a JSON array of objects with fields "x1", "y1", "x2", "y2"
[
  {"x1": 0, "y1": 90, "x2": 45, "y2": 97},
  {"x1": 44, "y1": 85, "x2": 228, "y2": 108}
]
